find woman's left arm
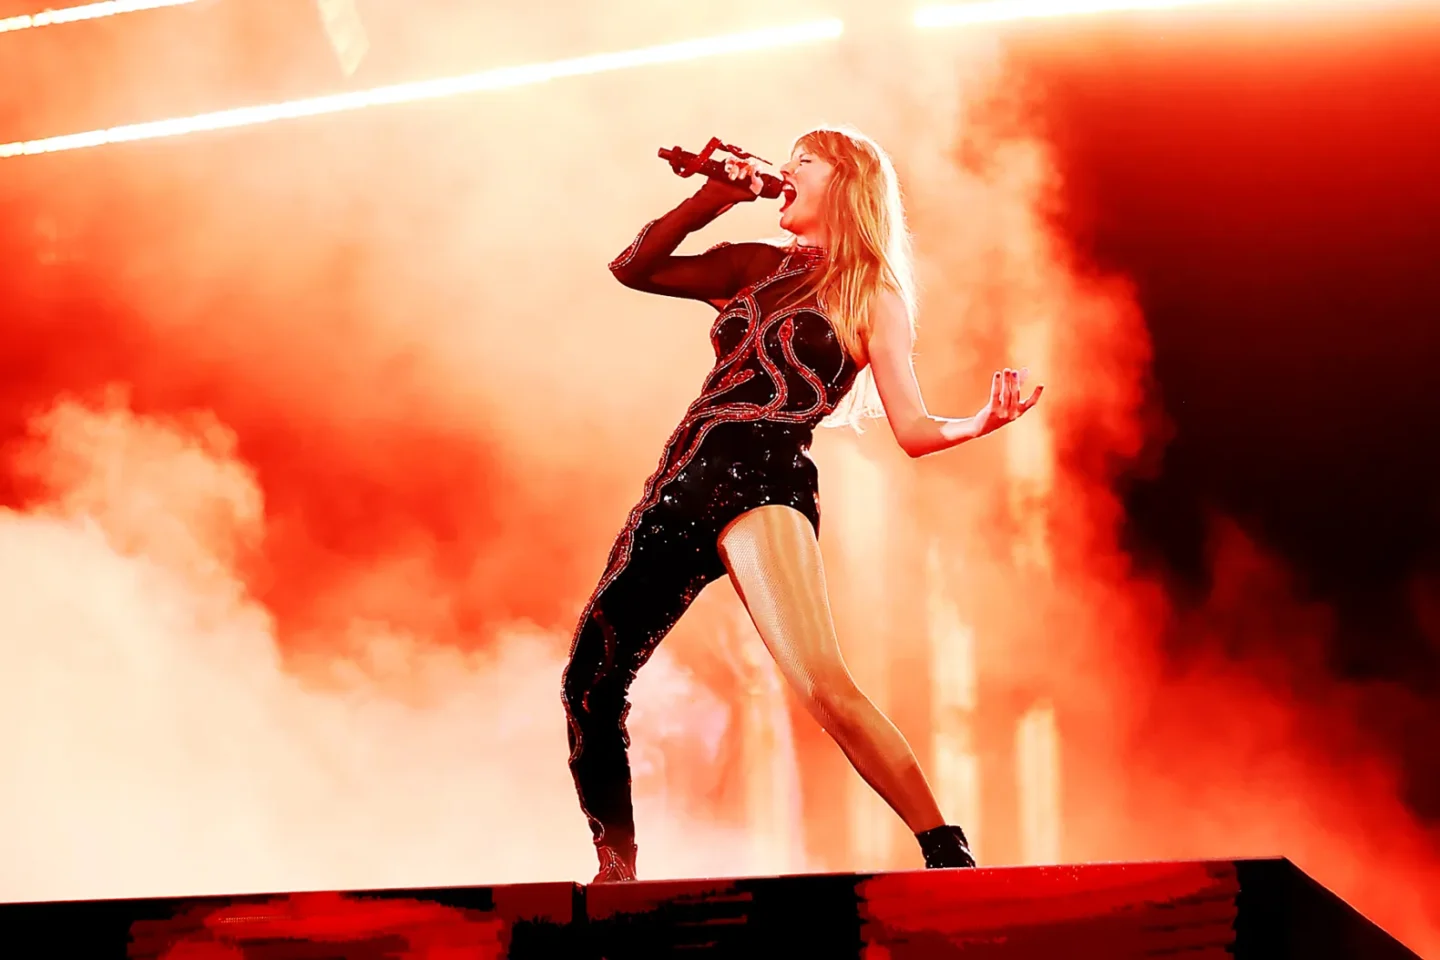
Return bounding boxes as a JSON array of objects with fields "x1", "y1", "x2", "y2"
[{"x1": 867, "y1": 288, "x2": 1043, "y2": 459}]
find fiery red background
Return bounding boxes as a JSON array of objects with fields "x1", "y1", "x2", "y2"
[{"x1": 0, "y1": 1, "x2": 1437, "y2": 957}]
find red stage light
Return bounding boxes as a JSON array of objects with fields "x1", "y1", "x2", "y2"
[{"x1": 915, "y1": 0, "x2": 1429, "y2": 28}]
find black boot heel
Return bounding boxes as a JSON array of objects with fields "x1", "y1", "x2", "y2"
[
  {"x1": 593, "y1": 842, "x2": 637, "y2": 883},
  {"x1": 916, "y1": 824, "x2": 977, "y2": 869}
]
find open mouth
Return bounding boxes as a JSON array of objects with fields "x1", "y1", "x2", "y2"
[{"x1": 780, "y1": 182, "x2": 797, "y2": 211}]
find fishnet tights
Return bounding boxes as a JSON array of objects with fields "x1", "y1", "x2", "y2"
[{"x1": 718, "y1": 505, "x2": 946, "y2": 835}]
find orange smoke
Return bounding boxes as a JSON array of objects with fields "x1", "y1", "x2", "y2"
[
  {"x1": 910, "y1": 60, "x2": 1440, "y2": 956},
  {"x1": 0, "y1": 4, "x2": 1436, "y2": 958}
]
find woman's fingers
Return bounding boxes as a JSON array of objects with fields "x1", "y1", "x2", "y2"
[
  {"x1": 723, "y1": 158, "x2": 765, "y2": 195},
  {"x1": 739, "y1": 159, "x2": 762, "y2": 194},
  {"x1": 986, "y1": 366, "x2": 1043, "y2": 427}
]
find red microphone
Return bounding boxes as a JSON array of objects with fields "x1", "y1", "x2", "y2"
[{"x1": 658, "y1": 138, "x2": 785, "y2": 200}]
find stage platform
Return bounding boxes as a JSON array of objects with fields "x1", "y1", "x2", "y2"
[{"x1": 0, "y1": 858, "x2": 1420, "y2": 958}]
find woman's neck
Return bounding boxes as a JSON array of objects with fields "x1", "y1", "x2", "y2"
[{"x1": 791, "y1": 224, "x2": 828, "y2": 249}]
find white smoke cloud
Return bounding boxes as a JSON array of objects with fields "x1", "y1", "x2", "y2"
[{"x1": 0, "y1": 398, "x2": 778, "y2": 901}]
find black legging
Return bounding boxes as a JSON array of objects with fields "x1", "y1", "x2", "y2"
[{"x1": 560, "y1": 496, "x2": 724, "y2": 856}]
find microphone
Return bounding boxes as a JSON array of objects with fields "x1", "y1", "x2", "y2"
[{"x1": 659, "y1": 143, "x2": 785, "y2": 200}]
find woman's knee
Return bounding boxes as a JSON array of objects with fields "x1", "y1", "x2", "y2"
[
  {"x1": 803, "y1": 671, "x2": 868, "y2": 727},
  {"x1": 563, "y1": 664, "x2": 629, "y2": 724},
  {"x1": 563, "y1": 611, "x2": 610, "y2": 709},
  {"x1": 561, "y1": 665, "x2": 588, "y2": 718}
]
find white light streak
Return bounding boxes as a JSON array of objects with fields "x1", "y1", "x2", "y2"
[
  {"x1": 0, "y1": 19, "x2": 844, "y2": 159},
  {"x1": 915, "y1": 0, "x2": 1416, "y2": 28},
  {"x1": 0, "y1": 0, "x2": 198, "y2": 35}
]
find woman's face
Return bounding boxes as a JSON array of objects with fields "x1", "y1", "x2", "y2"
[{"x1": 778, "y1": 144, "x2": 834, "y2": 240}]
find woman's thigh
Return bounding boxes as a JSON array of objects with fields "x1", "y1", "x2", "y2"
[{"x1": 717, "y1": 504, "x2": 856, "y2": 698}]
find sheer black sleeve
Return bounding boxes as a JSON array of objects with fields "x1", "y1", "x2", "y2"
[{"x1": 609, "y1": 182, "x2": 778, "y2": 306}]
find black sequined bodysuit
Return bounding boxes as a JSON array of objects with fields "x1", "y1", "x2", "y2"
[{"x1": 561, "y1": 182, "x2": 859, "y2": 866}]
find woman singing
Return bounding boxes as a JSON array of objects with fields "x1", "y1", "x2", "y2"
[{"x1": 562, "y1": 126, "x2": 1043, "y2": 882}]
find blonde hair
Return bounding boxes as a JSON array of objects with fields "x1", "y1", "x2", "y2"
[{"x1": 783, "y1": 126, "x2": 916, "y2": 427}]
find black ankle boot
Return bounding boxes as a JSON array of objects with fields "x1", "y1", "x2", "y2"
[
  {"x1": 916, "y1": 825, "x2": 976, "y2": 869},
  {"x1": 593, "y1": 841, "x2": 637, "y2": 883}
]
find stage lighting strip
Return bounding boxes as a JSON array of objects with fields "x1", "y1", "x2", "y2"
[
  {"x1": 0, "y1": 0, "x2": 198, "y2": 35},
  {"x1": 914, "y1": 0, "x2": 1414, "y2": 28},
  {"x1": 0, "y1": 19, "x2": 844, "y2": 158}
]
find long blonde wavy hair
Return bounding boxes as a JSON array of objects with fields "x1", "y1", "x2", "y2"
[{"x1": 782, "y1": 126, "x2": 916, "y2": 427}]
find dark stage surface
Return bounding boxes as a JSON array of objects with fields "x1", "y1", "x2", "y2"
[{"x1": 0, "y1": 859, "x2": 1418, "y2": 959}]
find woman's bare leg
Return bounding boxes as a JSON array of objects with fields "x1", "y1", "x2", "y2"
[{"x1": 718, "y1": 504, "x2": 945, "y2": 834}]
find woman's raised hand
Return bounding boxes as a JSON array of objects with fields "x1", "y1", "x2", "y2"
[{"x1": 971, "y1": 367, "x2": 1043, "y2": 439}]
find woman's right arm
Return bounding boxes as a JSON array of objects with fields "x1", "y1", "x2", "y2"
[{"x1": 610, "y1": 174, "x2": 765, "y2": 307}]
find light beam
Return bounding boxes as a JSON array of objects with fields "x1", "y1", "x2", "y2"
[
  {"x1": 0, "y1": 19, "x2": 844, "y2": 159},
  {"x1": 915, "y1": 0, "x2": 1420, "y2": 28},
  {"x1": 0, "y1": 0, "x2": 199, "y2": 35}
]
